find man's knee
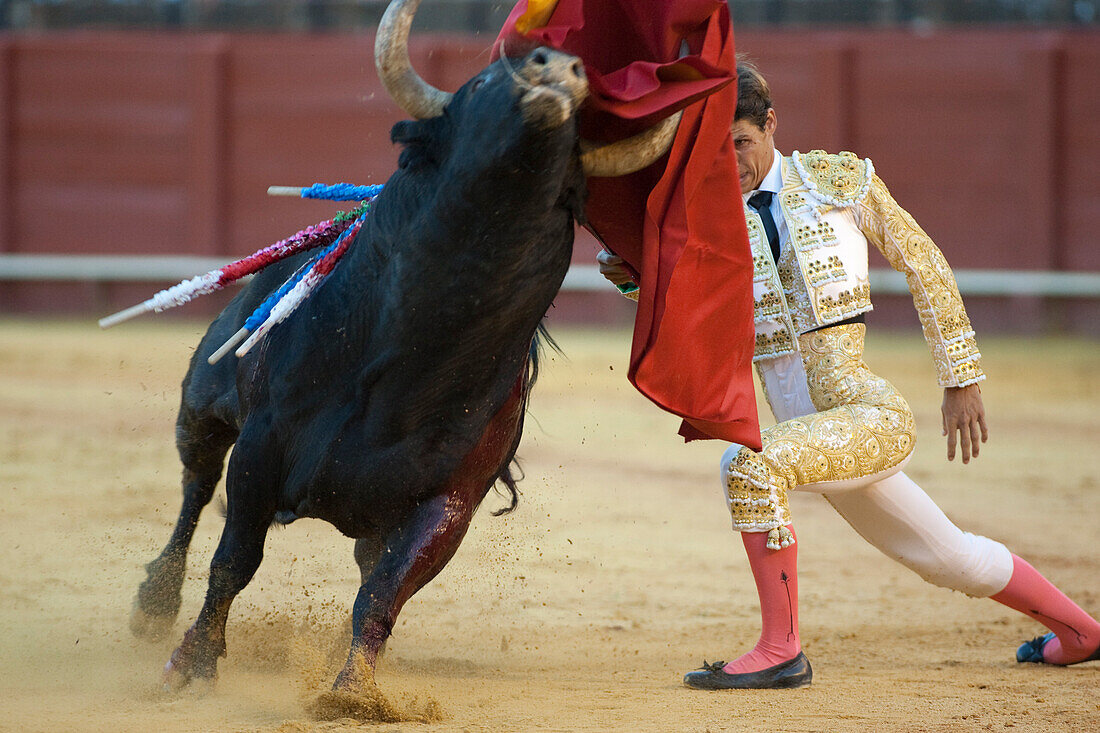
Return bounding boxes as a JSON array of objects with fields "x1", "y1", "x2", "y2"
[
  {"x1": 829, "y1": 474, "x2": 1015, "y2": 597},
  {"x1": 891, "y1": 531, "x2": 1013, "y2": 598},
  {"x1": 719, "y1": 443, "x2": 793, "y2": 542}
]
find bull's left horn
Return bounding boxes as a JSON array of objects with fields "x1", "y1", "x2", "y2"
[
  {"x1": 375, "y1": 0, "x2": 453, "y2": 119},
  {"x1": 579, "y1": 112, "x2": 683, "y2": 178}
]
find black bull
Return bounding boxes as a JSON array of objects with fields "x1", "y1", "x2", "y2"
[{"x1": 130, "y1": 48, "x2": 594, "y2": 691}]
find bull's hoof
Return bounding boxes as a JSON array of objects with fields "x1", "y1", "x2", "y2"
[
  {"x1": 161, "y1": 657, "x2": 189, "y2": 692},
  {"x1": 161, "y1": 653, "x2": 216, "y2": 693},
  {"x1": 161, "y1": 626, "x2": 220, "y2": 692},
  {"x1": 130, "y1": 600, "x2": 175, "y2": 641},
  {"x1": 162, "y1": 664, "x2": 215, "y2": 696},
  {"x1": 332, "y1": 656, "x2": 375, "y2": 694},
  {"x1": 134, "y1": 554, "x2": 186, "y2": 621}
]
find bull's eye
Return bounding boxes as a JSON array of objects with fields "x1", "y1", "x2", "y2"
[{"x1": 471, "y1": 78, "x2": 485, "y2": 93}]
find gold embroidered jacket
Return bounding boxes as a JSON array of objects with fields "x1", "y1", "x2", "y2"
[{"x1": 748, "y1": 150, "x2": 984, "y2": 388}]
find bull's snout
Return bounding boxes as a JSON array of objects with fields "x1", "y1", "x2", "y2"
[
  {"x1": 527, "y1": 48, "x2": 586, "y2": 87},
  {"x1": 518, "y1": 48, "x2": 589, "y2": 130}
]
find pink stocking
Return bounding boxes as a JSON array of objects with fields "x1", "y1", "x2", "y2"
[
  {"x1": 990, "y1": 555, "x2": 1100, "y2": 665},
  {"x1": 723, "y1": 525, "x2": 801, "y2": 674}
]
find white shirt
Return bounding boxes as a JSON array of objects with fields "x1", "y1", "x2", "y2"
[{"x1": 742, "y1": 149, "x2": 789, "y2": 256}]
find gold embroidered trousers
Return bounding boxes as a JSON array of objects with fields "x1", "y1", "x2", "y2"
[{"x1": 725, "y1": 324, "x2": 915, "y2": 548}]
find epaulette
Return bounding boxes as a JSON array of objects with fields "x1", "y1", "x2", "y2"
[{"x1": 790, "y1": 150, "x2": 875, "y2": 208}]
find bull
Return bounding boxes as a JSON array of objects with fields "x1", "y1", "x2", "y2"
[{"x1": 128, "y1": 0, "x2": 678, "y2": 692}]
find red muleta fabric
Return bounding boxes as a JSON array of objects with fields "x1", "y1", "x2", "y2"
[{"x1": 494, "y1": 0, "x2": 760, "y2": 449}]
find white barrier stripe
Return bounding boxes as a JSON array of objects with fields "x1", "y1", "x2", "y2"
[
  {"x1": 1, "y1": 255, "x2": 1100, "y2": 298},
  {"x1": 0, "y1": 255, "x2": 233, "y2": 281},
  {"x1": 560, "y1": 265, "x2": 615, "y2": 292}
]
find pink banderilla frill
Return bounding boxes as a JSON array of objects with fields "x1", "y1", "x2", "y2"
[{"x1": 97, "y1": 216, "x2": 355, "y2": 329}]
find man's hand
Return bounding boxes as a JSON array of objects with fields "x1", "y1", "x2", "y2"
[
  {"x1": 596, "y1": 250, "x2": 635, "y2": 287},
  {"x1": 941, "y1": 384, "x2": 988, "y2": 463}
]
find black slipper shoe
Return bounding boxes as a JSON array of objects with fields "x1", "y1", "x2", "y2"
[{"x1": 682, "y1": 652, "x2": 812, "y2": 690}]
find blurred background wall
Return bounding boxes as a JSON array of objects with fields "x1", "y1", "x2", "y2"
[{"x1": 0, "y1": 1, "x2": 1098, "y2": 334}]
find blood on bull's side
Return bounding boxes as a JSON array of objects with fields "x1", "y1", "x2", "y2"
[{"x1": 124, "y1": 0, "x2": 679, "y2": 693}]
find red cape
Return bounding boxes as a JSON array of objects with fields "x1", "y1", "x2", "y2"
[{"x1": 496, "y1": 0, "x2": 760, "y2": 449}]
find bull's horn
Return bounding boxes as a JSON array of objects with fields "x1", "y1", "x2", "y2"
[
  {"x1": 579, "y1": 111, "x2": 683, "y2": 178},
  {"x1": 375, "y1": 0, "x2": 453, "y2": 119}
]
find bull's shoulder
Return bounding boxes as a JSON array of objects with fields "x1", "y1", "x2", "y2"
[{"x1": 789, "y1": 149, "x2": 874, "y2": 208}]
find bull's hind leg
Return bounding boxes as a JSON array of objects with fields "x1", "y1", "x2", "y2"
[
  {"x1": 132, "y1": 418, "x2": 236, "y2": 641},
  {"x1": 334, "y1": 488, "x2": 485, "y2": 691},
  {"x1": 162, "y1": 447, "x2": 276, "y2": 690}
]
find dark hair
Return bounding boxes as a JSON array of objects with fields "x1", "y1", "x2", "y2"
[{"x1": 735, "y1": 55, "x2": 772, "y2": 130}]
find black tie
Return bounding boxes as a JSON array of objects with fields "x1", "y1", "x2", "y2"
[{"x1": 748, "y1": 191, "x2": 781, "y2": 263}]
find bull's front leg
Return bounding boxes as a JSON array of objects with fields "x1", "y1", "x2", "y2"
[{"x1": 335, "y1": 488, "x2": 483, "y2": 691}]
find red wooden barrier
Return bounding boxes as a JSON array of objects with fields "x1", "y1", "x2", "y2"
[
  {"x1": 0, "y1": 29, "x2": 1097, "y2": 332},
  {"x1": 0, "y1": 38, "x2": 13, "y2": 257}
]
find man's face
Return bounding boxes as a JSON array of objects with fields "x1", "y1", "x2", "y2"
[{"x1": 731, "y1": 108, "x2": 777, "y2": 194}]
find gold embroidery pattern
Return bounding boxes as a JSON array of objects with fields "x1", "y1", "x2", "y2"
[
  {"x1": 752, "y1": 252, "x2": 773, "y2": 278},
  {"x1": 726, "y1": 447, "x2": 791, "y2": 528},
  {"x1": 794, "y1": 150, "x2": 873, "y2": 207},
  {"x1": 767, "y1": 324, "x2": 914, "y2": 484},
  {"x1": 858, "y1": 175, "x2": 984, "y2": 387},
  {"x1": 816, "y1": 282, "x2": 871, "y2": 322},
  {"x1": 726, "y1": 325, "x2": 916, "y2": 545},
  {"x1": 755, "y1": 290, "x2": 784, "y2": 318},
  {"x1": 725, "y1": 447, "x2": 795, "y2": 549},
  {"x1": 748, "y1": 205, "x2": 798, "y2": 360},
  {"x1": 777, "y1": 163, "x2": 824, "y2": 333},
  {"x1": 792, "y1": 220, "x2": 838, "y2": 253},
  {"x1": 755, "y1": 327, "x2": 795, "y2": 359},
  {"x1": 780, "y1": 190, "x2": 813, "y2": 216},
  {"x1": 776, "y1": 160, "x2": 873, "y2": 332},
  {"x1": 747, "y1": 218, "x2": 773, "y2": 284},
  {"x1": 777, "y1": 261, "x2": 814, "y2": 336},
  {"x1": 805, "y1": 255, "x2": 846, "y2": 287}
]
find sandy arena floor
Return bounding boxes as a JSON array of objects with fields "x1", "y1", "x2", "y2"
[{"x1": 0, "y1": 318, "x2": 1097, "y2": 732}]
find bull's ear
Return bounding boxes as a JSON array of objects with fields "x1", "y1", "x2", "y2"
[
  {"x1": 390, "y1": 119, "x2": 427, "y2": 145},
  {"x1": 392, "y1": 118, "x2": 442, "y2": 169},
  {"x1": 391, "y1": 118, "x2": 447, "y2": 149}
]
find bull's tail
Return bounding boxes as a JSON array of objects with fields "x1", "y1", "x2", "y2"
[
  {"x1": 490, "y1": 323, "x2": 560, "y2": 516},
  {"x1": 491, "y1": 461, "x2": 523, "y2": 517},
  {"x1": 527, "y1": 321, "x2": 560, "y2": 387}
]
